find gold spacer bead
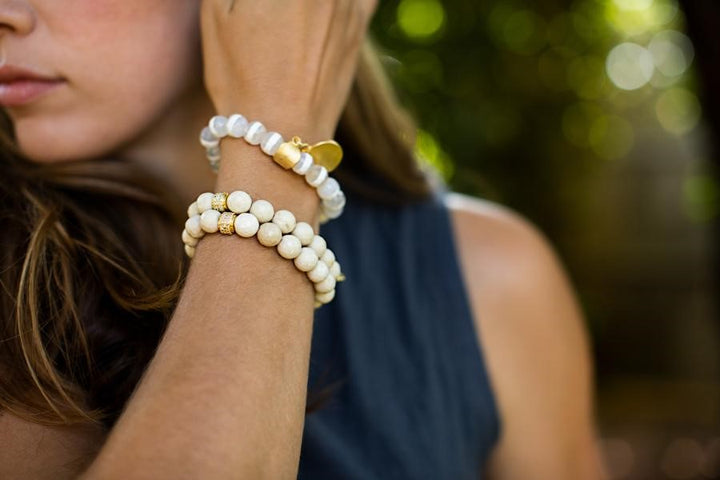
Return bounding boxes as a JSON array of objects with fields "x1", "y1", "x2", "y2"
[
  {"x1": 211, "y1": 192, "x2": 228, "y2": 212},
  {"x1": 218, "y1": 212, "x2": 236, "y2": 234},
  {"x1": 272, "y1": 141, "x2": 302, "y2": 169},
  {"x1": 337, "y1": 273, "x2": 346, "y2": 282}
]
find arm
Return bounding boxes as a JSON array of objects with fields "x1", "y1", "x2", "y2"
[{"x1": 446, "y1": 193, "x2": 607, "y2": 479}]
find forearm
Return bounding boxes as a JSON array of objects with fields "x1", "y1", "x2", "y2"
[{"x1": 81, "y1": 138, "x2": 322, "y2": 480}]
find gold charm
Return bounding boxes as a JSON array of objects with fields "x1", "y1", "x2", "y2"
[{"x1": 291, "y1": 136, "x2": 343, "y2": 172}]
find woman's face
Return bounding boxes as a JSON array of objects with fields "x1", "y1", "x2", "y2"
[{"x1": 1, "y1": 1, "x2": 202, "y2": 163}]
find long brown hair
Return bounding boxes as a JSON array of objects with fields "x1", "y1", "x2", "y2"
[{"x1": 0, "y1": 35, "x2": 435, "y2": 432}]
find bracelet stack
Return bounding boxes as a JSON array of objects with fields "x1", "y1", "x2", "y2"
[
  {"x1": 199, "y1": 114, "x2": 346, "y2": 225},
  {"x1": 185, "y1": 112, "x2": 349, "y2": 309},
  {"x1": 182, "y1": 190, "x2": 345, "y2": 310}
]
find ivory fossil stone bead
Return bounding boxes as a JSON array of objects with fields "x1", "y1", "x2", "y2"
[
  {"x1": 185, "y1": 215, "x2": 204, "y2": 238},
  {"x1": 200, "y1": 209, "x2": 221, "y2": 233},
  {"x1": 249, "y1": 200, "x2": 274, "y2": 223},
  {"x1": 184, "y1": 244, "x2": 196, "y2": 259},
  {"x1": 277, "y1": 234, "x2": 302, "y2": 259},
  {"x1": 272, "y1": 209, "x2": 296, "y2": 234},
  {"x1": 257, "y1": 222, "x2": 283, "y2": 247},
  {"x1": 182, "y1": 229, "x2": 199, "y2": 247},
  {"x1": 227, "y1": 190, "x2": 252, "y2": 214},
  {"x1": 293, "y1": 247, "x2": 319, "y2": 272},
  {"x1": 329, "y1": 261, "x2": 342, "y2": 279},
  {"x1": 314, "y1": 273, "x2": 336, "y2": 293},
  {"x1": 309, "y1": 235, "x2": 327, "y2": 257},
  {"x1": 315, "y1": 289, "x2": 336, "y2": 304},
  {"x1": 307, "y1": 260, "x2": 329, "y2": 283},
  {"x1": 234, "y1": 213, "x2": 260, "y2": 238},
  {"x1": 292, "y1": 222, "x2": 315, "y2": 246},
  {"x1": 321, "y1": 249, "x2": 336, "y2": 266},
  {"x1": 187, "y1": 201, "x2": 199, "y2": 218},
  {"x1": 196, "y1": 192, "x2": 214, "y2": 213}
]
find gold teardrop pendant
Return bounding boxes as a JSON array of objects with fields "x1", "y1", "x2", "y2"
[{"x1": 305, "y1": 140, "x2": 343, "y2": 172}]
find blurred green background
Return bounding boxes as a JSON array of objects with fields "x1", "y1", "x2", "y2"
[{"x1": 370, "y1": 0, "x2": 720, "y2": 478}]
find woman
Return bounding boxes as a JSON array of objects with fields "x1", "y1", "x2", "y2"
[{"x1": 0, "y1": 1, "x2": 605, "y2": 478}]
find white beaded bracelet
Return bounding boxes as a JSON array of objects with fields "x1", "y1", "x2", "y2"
[
  {"x1": 199, "y1": 114, "x2": 347, "y2": 225},
  {"x1": 182, "y1": 190, "x2": 345, "y2": 309}
]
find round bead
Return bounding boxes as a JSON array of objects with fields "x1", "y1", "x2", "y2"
[
  {"x1": 187, "y1": 201, "x2": 199, "y2": 218},
  {"x1": 185, "y1": 215, "x2": 204, "y2": 238},
  {"x1": 309, "y1": 235, "x2": 327, "y2": 257},
  {"x1": 315, "y1": 289, "x2": 336, "y2": 304},
  {"x1": 314, "y1": 273, "x2": 336, "y2": 293},
  {"x1": 277, "y1": 234, "x2": 302, "y2": 259},
  {"x1": 234, "y1": 213, "x2": 260, "y2": 238},
  {"x1": 206, "y1": 145, "x2": 221, "y2": 161},
  {"x1": 325, "y1": 206, "x2": 343, "y2": 220},
  {"x1": 317, "y1": 177, "x2": 340, "y2": 200},
  {"x1": 196, "y1": 192, "x2": 214, "y2": 213},
  {"x1": 307, "y1": 260, "x2": 330, "y2": 283},
  {"x1": 294, "y1": 247, "x2": 319, "y2": 272},
  {"x1": 305, "y1": 164, "x2": 328, "y2": 187},
  {"x1": 199, "y1": 126, "x2": 219, "y2": 148},
  {"x1": 244, "y1": 121, "x2": 266, "y2": 145},
  {"x1": 227, "y1": 190, "x2": 252, "y2": 214},
  {"x1": 227, "y1": 114, "x2": 249, "y2": 138},
  {"x1": 209, "y1": 115, "x2": 229, "y2": 137},
  {"x1": 257, "y1": 222, "x2": 283, "y2": 247},
  {"x1": 323, "y1": 191, "x2": 346, "y2": 210},
  {"x1": 321, "y1": 249, "x2": 336, "y2": 266},
  {"x1": 182, "y1": 229, "x2": 199, "y2": 247},
  {"x1": 184, "y1": 244, "x2": 196, "y2": 259},
  {"x1": 292, "y1": 222, "x2": 315, "y2": 246},
  {"x1": 329, "y1": 261, "x2": 342, "y2": 278},
  {"x1": 272, "y1": 209, "x2": 296, "y2": 234},
  {"x1": 260, "y1": 132, "x2": 284, "y2": 156},
  {"x1": 249, "y1": 199, "x2": 274, "y2": 223},
  {"x1": 292, "y1": 152, "x2": 314, "y2": 175},
  {"x1": 200, "y1": 209, "x2": 221, "y2": 233}
]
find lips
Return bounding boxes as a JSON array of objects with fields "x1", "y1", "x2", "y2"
[{"x1": 0, "y1": 65, "x2": 64, "y2": 107}]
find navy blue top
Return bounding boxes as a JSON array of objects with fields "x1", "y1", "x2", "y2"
[{"x1": 299, "y1": 184, "x2": 501, "y2": 479}]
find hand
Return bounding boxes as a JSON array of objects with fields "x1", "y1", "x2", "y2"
[{"x1": 200, "y1": 0, "x2": 378, "y2": 143}]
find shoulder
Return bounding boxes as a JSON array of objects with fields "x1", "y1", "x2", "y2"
[{"x1": 442, "y1": 191, "x2": 605, "y2": 479}]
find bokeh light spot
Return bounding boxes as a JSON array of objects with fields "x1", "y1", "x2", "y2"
[
  {"x1": 655, "y1": 88, "x2": 701, "y2": 135},
  {"x1": 649, "y1": 30, "x2": 694, "y2": 78},
  {"x1": 606, "y1": 42, "x2": 655, "y2": 90},
  {"x1": 415, "y1": 129, "x2": 454, "y2": 181},
  {"x1": 589, "y1": 114, "x2": 635, "y2": 159},
  {"x1": 397, "y1": 0, "x2": 446, "y2": 40}
]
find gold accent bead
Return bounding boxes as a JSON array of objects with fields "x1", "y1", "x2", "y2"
[
  {"x1": 218, "y1": 212, "x2": 236, "y2": 234},
  {"x1": 273, "y1": 141, "x2": 302, "y2": 169},
  {"x1": 211, "y1": 192, "x2": 228, "y2": 212},
  {"x1": 337, "y1": 273, "x2": 346, "y2": 282}
]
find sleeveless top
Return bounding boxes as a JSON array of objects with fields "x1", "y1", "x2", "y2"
[{"x1": 298, "y1": 183, "x2": 501, "y2": 479}]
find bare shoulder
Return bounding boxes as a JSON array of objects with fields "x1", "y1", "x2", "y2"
[
  {"x1": 443, "y1": 191, "x2": 606, "y2": 480},
  {"x1": 0, "y1": 411, "x2": 105, "y2": 479}
]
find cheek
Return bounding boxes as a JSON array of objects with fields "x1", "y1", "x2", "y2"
[{"x1": 15, "y1": 1, "x2": 202, "y2": 163}]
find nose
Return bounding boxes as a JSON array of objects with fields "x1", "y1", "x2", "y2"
[{"x1": 0, "y1": 1, "x2": 34, "y2": 36}]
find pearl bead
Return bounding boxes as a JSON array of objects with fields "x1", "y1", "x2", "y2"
[
  {"x1": 187, "y1": 201, "x2": 199, "y2": 218},
  {"x1": 260, "y1": 132, "x2": 284, "y2": 156},
  {"x1": 199, "y1": 126, "x2": 219, "y2": 148},
  {"x1": 227, "y1": 190, "x2": 252, "y2": 214},
  {"x1": 314, "y1": 273, "x2": 336, "y2": 293},
  {"x1": 305, "y1": 164, "x2": 328, "y2": 187},
  {"x1": 185, "y1": 215, "x2": 204, "y2": 238},
  {"x1": 309, "y1": 235, "x2": 327, "y2": 257},
  {"x1": 277, "y1": 234, "x2": 302, "y2": 259},
  {"x1": 196, "y1": 192, "x2": 214, "y2": 213},
  {"x1": 307, "y1": 260, "x2": 329, "y2": 283},
  {"x1": 315, "y1": 289, "x2": 336, "y2": 304},
  {"x1": 329, "y1": 261, "x2": 341, "y2": 278},
  {"x1": 184, "y1": 244, "x2": 196, "y2": 259},
  {"x1": 257, "y1": 222, "x2": 283, "y2": 247},
  {"x1": 272, "y1": 209, "x2": 296, "y2": 234},
  {"x1": 249, "y1": 199, "x2": 274, "y2": 223},
  {"x1": 182, "y1": 229, "x2": 199, "y2": 247},
  {"x1": 234, "y1": 213, "x2": 260, "y2": 238},
  {"x1": 292, "y1": 222, "x2": 315, "y2": 246},
  {"x1": 317, "y1": 177, "x2": 340, "y2": 200},
  {"x1": 227, "y1": 114, "x2": 249, "y2": 138},
  {"x1": 321, "y1": 249, "x2": 336, "y2": 266},
  {"x1": 323, "y1": 191, "x2": 346, "y2": 210},
  {"x1": 200, "y1": 209, "x2": 221, "y2": 233},
  {"x1": 245, "y1": 121, "x2": 266, "y2": 145},
  {"x1": 209, "y1": 115, "x2": 229, "y2": 137},
  {"x1": 294, "y1": 247, "x2": 319, "y2": 272},
  {"x1": 292, "y1": 152, "x2": 314, "y2": 175}
]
